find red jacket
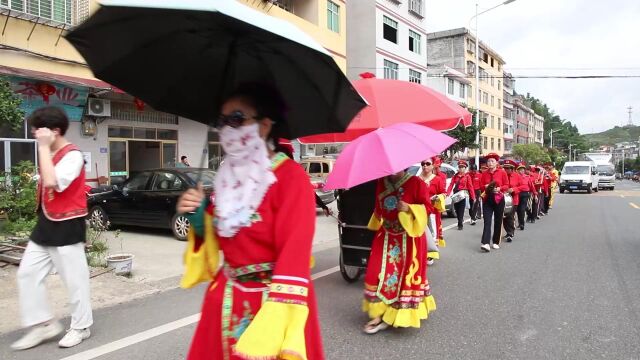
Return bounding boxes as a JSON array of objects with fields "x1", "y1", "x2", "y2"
[
  {"x1": 505, "y1": 170, "x2": 522, "y2": 206},
  {"x1": 480, "y1": 168, "x2": 509, "y2": 202},
  {"x1": 422, "y1": 173, "x2": 446, "y2": 196},
  {"x1": 518, "y1": 173, "x2": 534, "y2": 193},
  {"x1": 447, "y1": 173, "x2": 476, "y2": 200},
  {"x1": 533, "y1": 172, "x2": 544, "y2": 192},
  {"x1": 37, "y1": 144, "x2": 88, "y2": 221},
  {"x1": 469, "y1": 170, "x2": 482, "y2": 190}
]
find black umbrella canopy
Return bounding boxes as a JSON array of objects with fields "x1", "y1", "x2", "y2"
[{"x1": 66, "y1": 0, "x2": 366, "y2": 139}]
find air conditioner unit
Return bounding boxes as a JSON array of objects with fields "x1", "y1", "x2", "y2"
[{"x1": 87, "y1": 98, "x2": 111, "y2": 117}]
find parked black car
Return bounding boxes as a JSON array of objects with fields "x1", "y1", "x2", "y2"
[{"x1": 88, "y1": 168, "x2": 215, "y2": 240}]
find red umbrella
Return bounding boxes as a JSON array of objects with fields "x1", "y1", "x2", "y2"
[{"x1": 299, "y1": 75, "x2": 472, "y2": 144}]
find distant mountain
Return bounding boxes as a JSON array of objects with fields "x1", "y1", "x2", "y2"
[{"x1": 584, "y1": 125, "x2": 640, "y2": 146}]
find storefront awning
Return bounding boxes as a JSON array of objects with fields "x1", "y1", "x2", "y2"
[{"x1": 0, "y1": 65, "x2": 123, "y2": 92}]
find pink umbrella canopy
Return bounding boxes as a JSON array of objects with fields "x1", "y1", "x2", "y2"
[
  {"x1": 324, "y1": 123, "x2": 456, "y2": 190},
  {"x1": 299, "y1": 76, "x2": 472, "y2": 144}
]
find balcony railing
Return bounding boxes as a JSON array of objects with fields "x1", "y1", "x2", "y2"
[{"x1": 1, "y1": 0, "x2": 73, "y2": 25}]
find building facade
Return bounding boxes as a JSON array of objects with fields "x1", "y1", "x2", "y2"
[
  {"x1": 427, "y1": 28, "x2": 506, "y2": 156},
  {"x1": 424, "y1": 66, "x2": 470, "y2": 105},
  {"x1": 346, "y1": 0, "x2": 427, "y2": 82},
  {"x1": 533, "y1": 113, "x2": 544, "y2": 146},
  {"x1": 502, "y1": 72, "x2": 515, "y2": 155},
  {"x1": 513, "y1": 95, "x2": 532, "y2": 145},
  {"x1": 1, "y1": 0, "x2": 348, "y2": 183}
]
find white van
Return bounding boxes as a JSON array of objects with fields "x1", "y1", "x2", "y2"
[{"x1": 559, "y1": 161, "x2": 599, "y2": 194}]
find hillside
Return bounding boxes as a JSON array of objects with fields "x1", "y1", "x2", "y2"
[{"x1": 584, "y1": 125, "x2": 640, "y2": 146}]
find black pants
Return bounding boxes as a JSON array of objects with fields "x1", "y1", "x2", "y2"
[
  {"x1": 469, "y1": 190, "x2": 482, "y2": 220},
  {"x1": 518, "y1": 192, "x2": 530, "y2": 227},
  {"x1": 528, "y1": 192, "x2": 539, "y2": 221},
  {"x1": 544, "y1": 192, "x2": 551, "y2": 213},
  {"x1": 503, "y1": 207, "x2": 516, "y2": 237},
  {"x1": 454, "y1": 199, "x2": 466, "y2": 227},
  {"x1": 538, "y1": 193, "x2": 547, "y2": 215},
  {"x1": 481, "y1": 198, "x2": 505, "y2": 245}
]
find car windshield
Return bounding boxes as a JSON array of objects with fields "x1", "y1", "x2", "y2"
[
  {"x1": 184, "y1": 170, "x2": 216, "y2": 186},
  {"x1": 407, "y1": 166, "x2": 421, "y2": 176},
  {"x1": 597, "y1": 165, "x2": 614, "y2": 176},
  {"x1": 563, "y1": 166, "x2": 590, "y2": 175}
]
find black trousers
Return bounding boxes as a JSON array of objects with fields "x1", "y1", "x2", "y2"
[
  {"x1": 503, "y1": 207, "x2": 516, "y2": 237},
  {"x1": 527, "y1": 192, "x2": 538, "y2": 221},
  {"x1": 544, "y1": 192, "x2": 551, "y2": 213},
  {"x1": 454, "y1": 199, "x2": 466, "y2": 227},
  {"x1": 517, "y1": 192, "x2": 530, "y2": 227},
  {"x1": 538, "y1": 192, "x2": 547, "y2": 215},
  {"x1": 481, "y1": 198, "x2": 505, "y2": 245},
  {"x1": 469, "y1": 190, "x2": 482, "y2": 220}
]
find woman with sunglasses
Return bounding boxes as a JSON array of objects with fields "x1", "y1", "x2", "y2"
[
  {"x1": 362, "y1": 170, "x2": 436, "y2": 334},
  {"x1": 176, "y1": 83, "x2": 324, "y2": 360},
  {"x1": 446, "y1": 160, "x2": 476, "y2": 230},
  {"x1": 420, "y1": 157, "x2": 446, "y2": 252}
]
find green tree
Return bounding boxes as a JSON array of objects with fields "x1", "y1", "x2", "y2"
[
  {"x1": 0, "y1": 77, "x2": 25, "y2": 131},
  {"x1": 445, "y1": 107, "x2": 486, "y2": 157},
  {"x1": 512, "y1": 144, "x2": 551, "y2": 165}
]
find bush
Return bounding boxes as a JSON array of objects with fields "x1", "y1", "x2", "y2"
[
  {"x1": 86, "y1": 220, "x2": 110, "y2": 268},
  {"x1": 0, "y1": 161, "x2": 38, "y2": 222}
]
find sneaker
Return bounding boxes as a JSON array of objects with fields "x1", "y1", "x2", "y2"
[
  {"x1": 519, "y1": 225, "x2": 525, "y2": 230},
  {"x1": 426, "y1": 258, "x2": 435, "y2": 266},
  {"x1": 470, "y1": 220, "x2": 477, "y2": 225},
  {"x1": 480, "y1": 244, "x2": 491, "y2": 252},
  {"x1": 505, "y1": 235, "x2": 513, "y2": 243},
  {"x1": 457, "y1": 225, "x2": 463, "y2": 230},
  {"x1": 58, "y1": 328, "x2": 91, "y2": 348},
  {"x1": 11, "y1": 321, "x2": 63, "y2": 351},
  {"x1": 492, "y1": 244, "x2": 500, "y2": 250}
]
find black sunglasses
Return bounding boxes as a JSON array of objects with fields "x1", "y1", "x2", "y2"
[
  {"x1": 421, "y1": 162, "x2": 432, "y2": 166},
  {"x1": 216, "y1": 111, "x2": 260, "y2": 129}
]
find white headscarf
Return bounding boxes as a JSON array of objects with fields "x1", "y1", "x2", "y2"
[{"x1": 214, "y1": 123, "x2": 276, "y2": 237}]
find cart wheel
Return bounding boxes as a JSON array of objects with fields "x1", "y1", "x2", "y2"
[{"x1": 339, "y1": 255, "x2": 363, "y2": 283}]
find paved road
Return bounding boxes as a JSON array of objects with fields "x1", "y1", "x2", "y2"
[{"x1": 2, "y1": 181, "x2": 640, "y2": 360}]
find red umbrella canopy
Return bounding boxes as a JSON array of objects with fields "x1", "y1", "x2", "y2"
[{"x1": 299, "y1": 76, "x2": 472, "y2": 144}]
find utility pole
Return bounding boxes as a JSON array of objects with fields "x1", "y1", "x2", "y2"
[{"x1": 628, "y1": 106, "x2": 633, "y2": 126}]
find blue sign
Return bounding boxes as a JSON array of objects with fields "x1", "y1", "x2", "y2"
[
  {"x1": 8, "y1": 76, "x2": 89, "y2": 122},
  {"x1": 100, "y1": 147, "x2": 108, "y2": 153}
]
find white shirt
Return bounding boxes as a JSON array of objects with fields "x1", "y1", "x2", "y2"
[{"x1": 54, "y1": 150, "x2": 84, "y2": 192}]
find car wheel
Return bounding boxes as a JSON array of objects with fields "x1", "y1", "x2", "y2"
[
  {"x1": 559, "y1": 188, "x2": 565, "y2": 194},
  {"x1": 172, "y1": 214, "x2": 190, "y2": 241},
  {"x1": 339, "y1": 254, "x2": 363, "y2": 283},
  {"x1": 89, "y1": 206, "x2": 109, "y2": 229},
  {"x1": 594, "y1": 186, "x2": 599, "y2": 193},
  {"x1": 587, "y1": 185, "x2": 592, "y2": 194}
]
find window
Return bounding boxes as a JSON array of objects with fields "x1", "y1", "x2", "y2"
[
  {"x1": 483, "y1": 137, "x2": 488, "y2": 149},
  {"x1": 491, "y1": 76, "x2": 494, "y2": 86},
  {"x1": 503, "y1": 123, "x2": 508, "y2": 133},
  {"x1": 459, "y1": 83, "x2": 466, "y2": 98},
  {"x1": 491, "y1": 95, "x2": 495, "y2": 107},
  {"x1": 327, "y1": 1, "x2": 340, "y2": 33},
  {"x1": 490, "y1": 115, "x2": 495, "y2": 129},
  {"x1": 409, "y1": 30, "x2": 421, "y2": 54},
  {"x1": 483, "y1": 92, "x2": 488, "y2": 104},
  {"x1": 491, "y1": 58, "x2": 495, "y2": 67},
  {"x1": 383, "y1": 59, "x2": 399, "y2": 79},
  {"x1": 383, "y1": 16, "x2": 398, "y2": 43},
  {"x1": 448, "y1": 79, "x2": 455, "y2": 95},
  {"x1": 491, "y1": 137, "x2": 495, "y2": 150},
  {"x1": 124, "y1": 171, "x2": 152, "y2": 191},
  {"x1": 498, "y1": 118, "x2": 501, "y2": 130},
  {"x1": 467, "y1": 61, "x2": 476, "y2": 75},
  {"x1": 408, "y1": 0, "x2": 424, "y2": 17},
  {"x1": 498, "y1": 99, "x2": 502, "y2": 109},
  {"x1": 467, "y1": 85, "x2": 472, "y2": 98},
  {"x1": 498, "y1": 139, "x2": 501, "y2": 151},
  {"x1": 3, "y1": 0, "x2": 73, "y2": 25},
  {"x1": 409, "y1": 69, "x2": 422, "y2": 84},
  {"x1": 152, "y1": 172, "x2": 183, "y2": 191},
  {"x1": 498, "y1": 80, "x2": 501, "y2": 90}
]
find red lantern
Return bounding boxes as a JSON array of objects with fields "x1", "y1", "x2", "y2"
[
  {"x1": 359, "y1": 72, "x2": 376, "y2": 79},
  {"x1": 37, "y1": 83, "x2": 56, "y2": 103},
  {"x1": 134, "y1": 98, "x2": 145, "y2": 111}
]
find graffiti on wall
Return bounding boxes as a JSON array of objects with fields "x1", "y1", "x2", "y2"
[{"x1": 8, "y1": 76, "x2": 89, "y2": 122}]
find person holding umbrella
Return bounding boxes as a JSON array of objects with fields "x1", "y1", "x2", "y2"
[
  {"x1": 479, "y1": 153, "x2": 509, "y2": 252},
  {"x1": 177, "y1": 84, "x2": 324, "y2": 360},
  {"x1": 446, "y1": 160, "x2": 476, "y2": 230},
  {"x1": 362, "y1": 170, "x2": 436, "y2": 334}
]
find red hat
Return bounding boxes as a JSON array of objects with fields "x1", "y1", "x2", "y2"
[
  {"x1": 457, "y1": 159, "x2": 468, "y2": 167},
  {"x1": 517, "y1": 162, "x2": 526, "y2": 170},
  {"x1": 278, "y1": 138, "x2": 294, "y2": 156},
  {"x1": 529, "y1": 165, "x2": 537, "y2": 171},
  {"x1": 431, "y1": 156, "x2": 442, "y2": 166},
  {"x1": 503, "y1": 159, "x2": 518, "y2": 168},
  {"x1": 484, "y1": 153, "x2": 500, "y2": 162}
]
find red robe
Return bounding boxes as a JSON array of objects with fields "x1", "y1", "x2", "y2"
[
  {"x1": 186, "y1": 154, "x2": 324, "y2": 360},
  {"x1": 446, "y1": 173, "x2": 477, "y2": 201},
  {"x1": 504, "y1": 171, "x2": 522, "y2": 206},
  {"x1": 469, "y1": 170, "x2": 482, "y2": 191},
  {"x1": 363, "y1": 174, "x2": 436, "y2": 327},
  {"x1": 421, "y1": 173, "x2": 446, "y2": 243},
  {"x1": 480, "y1": 168, "x2": 509, "y2": 203}
]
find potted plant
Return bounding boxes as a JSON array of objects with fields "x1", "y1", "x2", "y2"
[{"x1": 105, "y1": 229, "x2": 134, "y2": 276}]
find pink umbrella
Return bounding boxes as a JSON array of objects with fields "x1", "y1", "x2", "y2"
[{"x1": 324, "y1": 123, "x2": 456, "y2": 190}]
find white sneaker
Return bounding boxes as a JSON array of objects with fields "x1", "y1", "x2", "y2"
[
  {"x1": 11, "y1": 321, "x2": 63, "y2": 351},
  {"x1": 58, "y1": 328, "x2": 91, "y2": 348},
  {"x1": 427, "y1": 258, "x2": 435, "y2": 266},
  {"x1": 480, "y1": 244, "x2": 491, "y2": 252},
  {"x1": 492, "y1": 244, "x2": 500, "y2": 250}
]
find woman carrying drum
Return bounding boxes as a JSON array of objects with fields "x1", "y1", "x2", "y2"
[
  {"x1": 418, "y1": 159, "x2": 446, "y2": 264},
  {"x1": 479, "y1": 153, "x2": 509, "y2": 253},
  {"x1": 446, "y1": 160, "x2": 476, "y2": 231}
]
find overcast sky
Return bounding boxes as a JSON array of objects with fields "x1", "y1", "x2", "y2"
[{"x1": 426, "y1": 0, "x2": 640, "y2": 134}]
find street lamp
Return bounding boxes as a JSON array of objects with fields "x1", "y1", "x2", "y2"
[
  {"x1": 549, "y1": 128, "x2": 561, "y2": 148},
  {"x1": 470, "y1": 0, "x2": 518, "y2": 167}
]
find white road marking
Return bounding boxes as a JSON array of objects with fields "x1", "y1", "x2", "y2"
[
  {"x1": 59, "y1": 219, "x2": 464, "y2": 360},
  {"x1": 630, "y1": 202, "x2": 639, "y2": 210}
]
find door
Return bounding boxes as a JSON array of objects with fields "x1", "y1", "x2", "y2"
[
  {"x1": 109, "y1": 141, "x2": 128, "y2": 184},
  {"x1": 108, "y1": 171, "x2": 153, "y2": 224},
  {"x1": 142, "y1": 171, "x2": 185, "y2": 227},
  {"x1": 162, "y1": 142, "x2": 177, "y2": 168}
]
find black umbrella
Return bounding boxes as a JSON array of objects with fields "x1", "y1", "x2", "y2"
[{"x1": 66, "y1": 0, "x2": 366, "y2": 139}]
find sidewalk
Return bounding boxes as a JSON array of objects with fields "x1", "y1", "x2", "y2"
[{"x1": 0, "y1": 205, "x2": 339, "y2": 335}]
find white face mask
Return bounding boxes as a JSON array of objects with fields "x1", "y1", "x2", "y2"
[{"x1": 214, "y1": 123, "x2": 277, "y2": 238}]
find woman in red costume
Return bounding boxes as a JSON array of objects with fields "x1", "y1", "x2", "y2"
[
  {"x1": 177, "y1": 84, "x2": 324, "y2": 360},
  {"x1": 362, "y1": 170, "x2": 436, "y2": 334},
  {"x1": 419, "y1": 158, "x2": 446, "y2": 249}
]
